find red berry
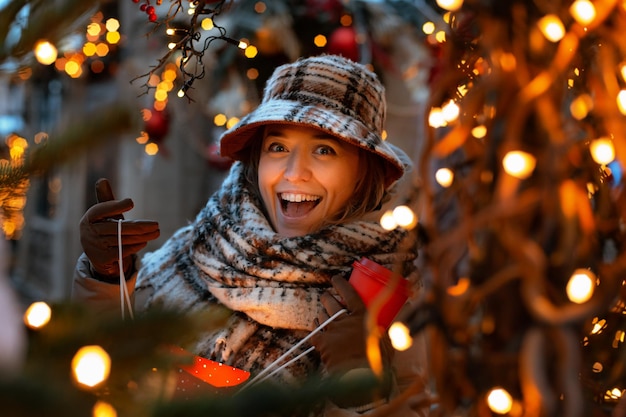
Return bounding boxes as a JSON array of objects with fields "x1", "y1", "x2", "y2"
[
  {"x1": 146, "y1": 5, "x2": 155, "y2": 14},
  {"x1": 132, "y1": 0, "x2": 140, "y2": 3},
  {"x1": 140, "y1": 4, "x2": 147, "y2": 11},
  {"x1": 148, "y1": 12, "x2": 157, "y2": 22}
]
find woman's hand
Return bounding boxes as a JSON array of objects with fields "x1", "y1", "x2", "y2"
[
  {"x1": 79, "y1": 178, "x2": 160, "y2": 282},
  {"x1": 311, "y1": 276, "x2": 394, "y2": 408}
]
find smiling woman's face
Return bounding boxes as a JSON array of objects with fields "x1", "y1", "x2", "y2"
[{"x1": 258, "y1": 124, "x2": 362, "y2": 237}]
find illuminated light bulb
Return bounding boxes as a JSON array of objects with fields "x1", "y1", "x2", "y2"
[
  {"x1": 590, "y1": 137, "x2": 615, "y2": 165},
  {"x1": 570, "y1": 0, "x2": 596, "y2": 25},
  {"x1": 388, "y1": 322, "x2": 413, "y2": 351},
  {"x1": 442, "y1": 100, "x2": 460, "y2": 122},
  {"x1": 435, "y1": 30, "x2": 446, "y2": 43},
  {"x1": 314, "y1": 34, "x2": 327, "y2": 47},
  {"x1": 105, "y1": 18, "x2": 120, "y2": 32},
  {"x1": 177, "y1": 88, "x2": 185, "y2": 98},
  {"x1": 168, "y1": 42, "x2": 177, "y2": 50},
  {"x1": 472, "y1": 125, "x2": 487, "y2": 139},
  {"x1": 428, "y1": 107, "x2": 446, "y2": 128},
  {"x1": 136, "y1": 132, "x2": 149, "y2": 144},
  {"x1": 93, "y1": 401, "x2": 117, "y2": 417},
  {"x1": 422, "y1": 21, "x2": 435, "y2": 35},
  {"x1": 201, "y1": 18, "x2": 214, "y2": 31},
  {"x1": 34, "y1": 40, "x2": 58, "y2": 65},
  {"x1": 166, "y1": 28, "x2": 175, "y2": 36},
  {"x1": 145, "y1": 143, "x2": 159, "y2": 156},
  {"x1": 95, "y1": 43, "x2": 109, "y2": 57},
  {"x1": 435, "y1": 167, "x2": 454, "y2": 188},
  {"x1": 87, "y1": 23, "x2": 102, "y2": 37},
  {"x1": 566, "y1": 268, "x2": 596, "y2": 304},
  {"x1": 617, "y1": 90, "x2": 626, "y2": 115},
  {"x1": 244, "y1": 45, "x2": 258, "y2": 58},
  {"x1": 72, "y1": 345, "x2": 111, "y2": 388},
  {"x1": 237, "y1": 40, "x2": 248, "y2": 49},
  {"x1": 502, "y1": 150, "x2": 536, "y2": 179},
  {"x1": 436, "y1": 0, "x2": 463, "y2": 12},
  {"x1": 213, "y1": 114, "x2": 227, "y2": 126},
  {"x1": 538, "y1": 14, "x2": 565, "y2": 42},
  {"x1": 24, "y1": 301, "x2": 52, "y2": 329},
  {"x1": 570, "y1": 94, "x2": 593, "y2": 120},
  {"x1": 380, "y1": 210, "x2": 397, "y2": 231},
  {"x1": 226, "y1": 117, "x2": 240, "y2": 129},
  {"x1": 392, "y1": 205, "x2": 417, "y2": 229},
  {"x1": 83, "y1": 42, "x2": 97, "y2": 56},
  {"x1": 487, "y1": 387, "x2": 513, "y2": 414},
  {"x1": 593, "y1": 362, "x2": 604, "y2": 373},
  {"x1": 105, "y1": 31, "x2": 120, "y2": 44}
]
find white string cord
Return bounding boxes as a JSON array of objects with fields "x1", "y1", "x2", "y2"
[
  {"x1": 118, "y1": 219, "x2": 134, "y2": 320},
  {"x1": 241, "y1": 308, "x2": 347, "y2": 391}
]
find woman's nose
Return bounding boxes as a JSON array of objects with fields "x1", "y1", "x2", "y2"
[{"x1": 284, "y1": 151, "x2": 312, "y2": 182}]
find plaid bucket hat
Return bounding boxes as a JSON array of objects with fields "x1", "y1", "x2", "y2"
[{"x1": 219, "y1": 54, "x2": 411, "y2": 189}]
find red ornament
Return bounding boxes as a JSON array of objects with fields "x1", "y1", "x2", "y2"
[
  {"x1": 327, "y1": 26, "x2": 360, "y2": 62},
  {"x1": 206, "y1": 143, "x2": 233, "y2": 171},
  {"x1": 143, "y1": 109, "x2": 170, "y2": 144}
]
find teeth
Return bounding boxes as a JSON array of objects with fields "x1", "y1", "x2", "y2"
[{"x1": 280, "y1": 193, "x2": 320, "y2": 203}]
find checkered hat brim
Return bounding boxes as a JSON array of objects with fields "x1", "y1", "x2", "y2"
[{"x1": 219, "y1": 55, "x2": 411, "y2": 188}]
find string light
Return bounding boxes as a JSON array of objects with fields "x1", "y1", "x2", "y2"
[
  {"x1": 380, "y1": 210, "x2": 398, "y2": 231},
  {"x1": 570, "y1": 0, "x2": 596, "y2": 26},
  {"x1": 435, "y1": 167, "x2": 454, "y2": 188},
  {"x1": 34, "y1": 40, "x2": 58, "y2": 65},
  {"x1": 93, "y1": 401, "x2": 117, "y2": 417},
  {"x1": 436, "y1": 0, "x2": 464, "y2": 12},
  {"x1": 538, "y1": 14, "x2": 565, "y2": 42},
  {"x1": 388, "y1": 322, "x2": 413, "y2": 351},
  {"x1": 23, "y1": 301, "x2": 52, "y2": 329},
  {"x1": 486, "y1": 387, "x2": 514, "y2": 414},
  {"x1": 566, "y1": 269, "x2": 596, "y2": 304},
  {"x1": 71, "y1": 345, "x2": 111, "y2": 388},
  {"x1": 589, "y1": 138, "x2": 615, "y2": 165},
  {"x1": 502, "y1": 150, "x2": 536, "y2": 179},
  {"x1": 392, "y1": 205, "x2": 417, "y2": 229}
]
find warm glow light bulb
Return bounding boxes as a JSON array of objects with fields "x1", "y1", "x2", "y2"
[
  {"x1": 570, "y1": 0, "x2": 596, "y2": 25},
  {"x1": 428, "y1": 107, "x2": 446, "y2": 128},
  {"x1": 380, "y1": 210, "x2": 397, "y2": 231},
  {"x1": 392, "y1": 205, "x2": 417, "y2": 229},
  {"x1": 238, "y1": 40, "x2": 248, "y2": 49},
  {"x1": 245, "y1": 45, "x2": 258, "y2": 58},
  {"x1": 436, "y1": 0, "x2": 463, "y2": 12},
  {"x1": 202, "y1": 18, "x2": 214, "y2": 31},
  {"x1": 435, "y1": 167, "x2": 454, "y2": 188},
  {"x1": 72, "y1": 345, "x2": 111, "y2": 388},
  {"x1": 566, "y1": 269, "x2": 596, "y2": 304},
  {"x1": 93, "y1": 401, "x2": 117, "y2": 417},
  {"x1": 422, "y1": 21, "x2": 435, "y2": 35},
  {"x1": 471, "y1": 125, "x2": 487, "y2": 139},
  {"x1": 388, "y1": 322, "x2": 413, "y2": 351},
  {"x1": 502, "y1": 150, "x2": 536, "y2": 179},
  {"x1": 145, "y1": 143, "x2": 159, "y2": 155},
  {"x1": 442, "y1": 100, "x2": 460, "y2": 122},
  {"x1": 24, "y1": 301, "x2": 52, "y2": 329},
  {"x1": 487, "y1": 387, "x2": 514, "y2": 414},
  {"x1": 538, "y1": 15, "x2": 565, "y2": 42},
  {"x1": 589, "y1": 138, "x2": 615, "y2": 165},
  {"x1": 34, "y1": 40, "x2": 58, "y2": 65}
]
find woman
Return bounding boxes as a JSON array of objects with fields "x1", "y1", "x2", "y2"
[{"x1": 73, "y1": 54, "x2": 426, "y2": 415}]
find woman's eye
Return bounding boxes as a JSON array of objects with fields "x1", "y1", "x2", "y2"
[
  {"x1": 267, "y1": 142, "x2": 286, "y2": 152},
  {"x1": 316, "y1": 145, "x2": 336, "y2": 156}
]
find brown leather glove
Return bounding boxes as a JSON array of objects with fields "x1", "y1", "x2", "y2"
[
  {"x1": 79, "y1": 178, "x2": 160, "y2": 282},
  {"x1": 311, "y1": 276, "x2": 394, "y2": 408}
]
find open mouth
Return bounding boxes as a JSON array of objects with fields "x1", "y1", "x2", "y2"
[{"x1": 279, "y1": 192, "x2": 321, "y2": 217}]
